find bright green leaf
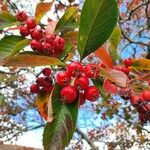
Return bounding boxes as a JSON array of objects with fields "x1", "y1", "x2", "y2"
[
  {"x1": 55, "y1": 6, "x2": 78, "y2": 32},
  {"x1": 77, "y1": 0, "x2": 118, "y2": 59},
  {"x1": 0, "y1": 36, "x2": 29, "y2": 60},
  {"x1": 43, "y1": 84, "x2": 78, "y2": 150},
  {"x1": 2, "y1": 53, "x2": 65, "y2": 67},
  {"x1": 35, "y1": 2, "x2": 53, "y2": 23}
]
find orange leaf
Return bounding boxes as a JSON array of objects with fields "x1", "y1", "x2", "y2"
[
  {"x1": 36, "y1": 92, "x2": 50, "y2": 121},
  {"x1": 64, "y1": 31, "x2": 78, "y2": 46},
  {"x1": 100, "y1": 68, "x2": 129, "y2": 87},
  {"x1": 35, "y1": 2, "x2": 53, "y2": 23},
  {"x1": 131, "y1": 58, "x2": 150, "y2": 71},
  {"x1": 94, "y1": 46, "x2": 113, "y2": 68},
  {"x1": 2, "y1": 53, "x2": 65, "y2": 67}
]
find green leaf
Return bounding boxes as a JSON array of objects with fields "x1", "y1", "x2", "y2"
[
  {"x1": 0, "y1": 11, "x2": 16, "y2": 22},
  {"x1": 108, "y1": 26, "x2": 121, "y2": 62},
  {"x1": 55, "y1": 6, "x2": 78, "y2": 32},
  {"x1": 59, "y1": 41, "x2": 73, "y2": 60},
  {"x1": 92, "y1": 79, "x2": 110, "y2": 100},
  {"x1": 77, "y1": 0, "x2": 118, "y2": 59},
  {"x1": 109, "y1": 26, "x2": 121, "y2": 48},
  {"x1": 35, "y1": 2, "x2": 53, "y2": 23},
  {"x1": 2, "y1": 53, "x2": 65, "y2": 67},
  {"x1": 0, "y1": 36, "x2": 30, "y2": 60},
  {"x1": 0, "y1": 11, "x2": 19, "y2": 30},
  {"x1": 43, "y1": 84, "x2": 78, "y2": 150}
]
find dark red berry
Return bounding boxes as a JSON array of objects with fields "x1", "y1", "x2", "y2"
[
  {"x1": 61, "y1": 85, "x2": 78, "y2": 103},
  {"x1": 79, "y1": 92, "x2": 86, "y2": 106},
  {"x1": 43, "y1": 68, "x2": 51, "y2": 77},
  {"x1": 121, "y1": 67, "x2": 130, "y2": 74},
  {"x1": 85, "y1": 86, "x2": 100, "y2": 102},
  {"x1": 74, "y1": 76, "x2": 89, "y2": 90},
  {"x1": 123, "y1": 58, "x2": 132, "y2": 67},
  {"x1": 67, "y1": 62, "x2": 83, "y2": 77},
  {"x1": 43, "y1": 43, "x2": 54, "y2": 55},
  {"x1": 138, "y1": 114, "x2": 149, "y2": 123},
  {"x1": 20, "y1": 26, "x2": 30, "y2": 36},
  {"x1": 16, "y1": 11, "x2": 28, "y2": 22},
  {"x1": 43, "y1": 77, "x2": 53, "y2": 87},
  {"x1": 141, "y1": 90, "x2": 150, "y2": 102},
  {"x1": 36, "y1": 77, "x2": 45, "y2": 86},
  {"x1": 30, "y1": 84, "x2": 39, "y2": 93},
  {"x1": 56, "y1": 71, "x2": 71, "y2": 86},
  {"x1": 43, "y1": 85, "x2": 54, "y2": 94},
  {"x1": 26, "y1": 19, "x2": 36, "y2": 29},
  {"x1": 31, "y1": 29, "x2": 43, "y2": 41},
  {"x1": 30, "y1": 40, "x2": 43, "y2": 52},
  {"x1": 46, "y1": 34, "x2": 56, "y2": 44},
  {"x1": 84, "y1": 64, "x2": 100, "y2": 78},
  {"x1": 53, "y1": 37, "x2": 65, "y2": 50}
]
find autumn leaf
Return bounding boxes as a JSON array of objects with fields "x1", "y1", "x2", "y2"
[{"x1": 94, "y1": 46, "x2": 113, "y2": 68}]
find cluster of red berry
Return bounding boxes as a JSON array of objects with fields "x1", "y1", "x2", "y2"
[
  {"x1": 30, "y1": 68, "x2": 53, "y2": 94},
  {"x1": 16, "y1": 11, "x2": 65, "y2": 57},
  {"x1": 114, "y1": 58, "x2": 132, "y2": 74},
  {"x1": 30, "y1": 62, "x2": 101, "y2": 105},
  {"x1": 57, "y1": 62, "x2": 100, "y2": 105},
  {"x1": 131, "y1": 90, "x2": 150, "y2": 123}
]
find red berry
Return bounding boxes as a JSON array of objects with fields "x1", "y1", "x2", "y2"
[
  {"x1": 30, "y1": 40, "x2": 43, "y2": 52},
  {"x1": 61, "y1": 85, "x2": 78, "y2": 103},
  {"x1": 16, "y1": 11, "x2": 28, "y2": 22},
  {"x1": 141, "y1": 90, "x2": 150, "y2": 102},
  {"x1": 30, "y1": 84, "x2": 39, "y2": 93},
  {"x1": 85, "y1": 86, "x2": 100, "y2": 102},
  {"x1": 130, "y1": 95, "x2": 140, "y2": 106},
  {"x1": 67, "y1": 62, "x2": 83, "y2": 77},
  {"x1": 43, "y1": 85, "x2": 54, "y2": 94},
  {"x1": 31, "y1": 29, "x2": 43, "y2": 41},
  {"x1": 43, "y1": 43, "x2": 54, "y2": 55},
  {"x1": 53, "y1": 37, "x2": 65, "y2": 50},
  {"x1": 84, "y1": 64, "x2": 100, "y2": 78},
  {"x1": 121, "y1": 67, "x2": 130, "y2": 74},
  {"x1": 36, "y1": 77, "x2": 45, "y2": 86},
  {"x1": 43, "y1": 68, "x2": 51, "y2": 77},
  {"x1": 79, "y1": 92, "x2": 86, "y2": 105},
  {"x1": 20, "y1": 26, "x2": 30, "y2": 36},
  {"x1": 113, "y1": 66, "x2": 121, "y2": 71},
  {"x1": 26, "y1": 19, "x2": 36, "y2": 29},
  {"x1": 56, "y1": 71, "x2": 71, "y2": 86},
  {"x1": 43, "y1": 77, "x2": 53, "y2": 87},
  {"x1": 74, "y1": 76, "x2": 89, "y2": 90},
  {"x1": 46, "y1": 34, "x2": 56, "y2": 44},
  {"x1": 123, "y1": 58, "x2": 132, "y2": 67}
]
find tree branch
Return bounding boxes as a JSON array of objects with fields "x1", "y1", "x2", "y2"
[{"x1": 75, "y1": 128, "x2": 98, "y2": 150}]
